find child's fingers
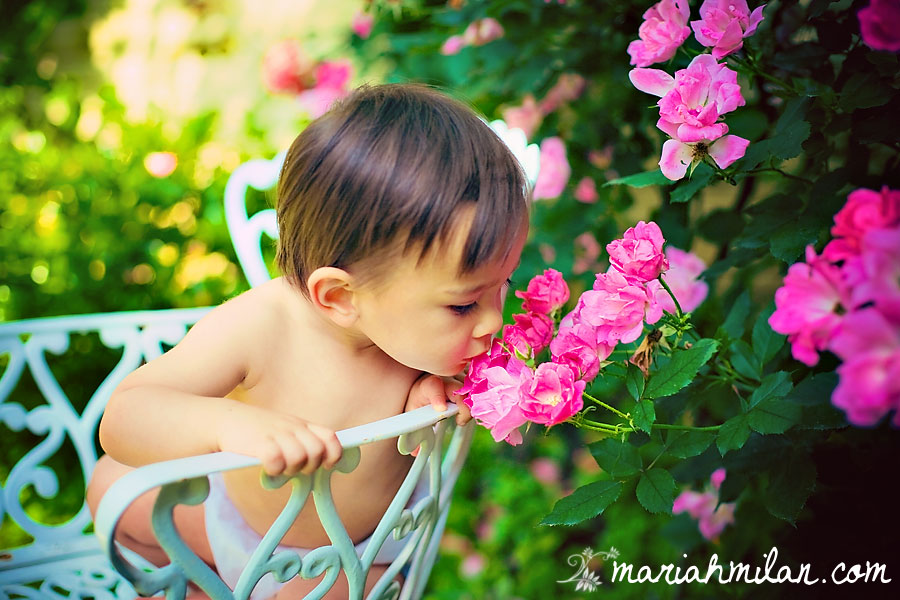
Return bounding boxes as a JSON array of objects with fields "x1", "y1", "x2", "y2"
[
  {"x1": 454, "y1": 400, "x2": 473, "y2": 426},
  {"x1": 421, "y1": 375, "x2": 448, "y2": 411},
  {"x1": 309, "y1": 424, "x2": 343, "y2": 469}
]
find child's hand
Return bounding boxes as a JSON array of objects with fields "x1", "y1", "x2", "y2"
[
  {"x1": 405, "y1": 374, "x2": 472, "y2": 427},
  {"x1": 215, "y1": 403, "x2": 343, "y2": 477}
]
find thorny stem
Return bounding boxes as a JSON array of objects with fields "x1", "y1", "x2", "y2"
[
  {"x1": 659, "y1": 277, "x2": 684, "y2": 318},
  {"x1": 577, "y1": 418, "x2": 722, "y2": 434},
  {"x1": 584, "y1": 392, "x2": 629, "y2": 420}
]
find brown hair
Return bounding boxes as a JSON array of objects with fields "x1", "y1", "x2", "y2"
[{"x1": 275, "y1": 83, "x2": 528, "y2": 296}]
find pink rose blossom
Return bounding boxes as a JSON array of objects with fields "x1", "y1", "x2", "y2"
[
  {"x1": 464, "y1": 18, "x2": 505, "y2": 46},
  {"x1": 769, "y1": 246, "x2": 852, "y2": 367},
  {"x1": 843, "y1": 227, "x2": 900, "y2": 323},
  {"x1": 658, "y1": 135, "x2": 749, "y2": 180},
  {"x1": 441, "y1": 35, "x2": 466, "y2": 55},
  {"x1": 144, "y1": 152, "x2": 177, "y2": 178},
  {"x1": 351, "y1": 11, "x2": 374, "y2": 39},
  {"x1": 457, "y1": 338, "x2": 512, "y2": 397},
  {"x1": 262, "y1": 40, "x2": 315, "y2": 95},
  {"x1": 532, "y1": 137, "x2": 571, "y2": 200},
  {"x1": 631, "y1": 54, "x2": 746, "y2": 144},
  {"x1": 297, "y1": 60, "x2": 353, "y2": 118},
  {"x1": 830, "y1": 308, "x2": 900, "y2": 426},
  {"x1": 463, "y1": 355, "x2": 532, "y2": 445},
  {"x1": 515, "y1": 268, "x2": 570, "y2": 314},
  {"x1": 656, "y1": 246, "x2": 709, "y2": 313},
  {"x1": 573, "y1": 232, "x2": 602, "y2": 275},
  {"x1": 550, "y1": 316, "x2": 613, "y2": 381},
  {"x1": 539, "y1": 73, "x2": 586, "y2": 114},
  {"x1": 519, "y1": 363, "x2": 585, "y2": 426},
  {"x1": 673, "y1": 469, "x2": 736, "y2": 541},
  {"x1": 858, "y1": 0, "x2": 900, "y2": 52},
  {"x1": 574, "y1": 177, "x2": 599, "y2": 204},
  {"x1": 580, "y1": 270, "x2": 662, "y2": 345},
  {"x1": 512, "y1": 311, "x2": 555, "y2": 354},
  {"x1": 607, "y1": 220, "x2": 670, "y2": 282},
  {"x1": 691, "y1": 0, "x2": 767, "y2": 59},
  {"x1": 501, "y1": 324, "x2": 534, "y2": 360},
  {"x1": 627, "y1": 0, "x2": 692, "y2": 67},
  {"x1": 502, "y1": 95, "x2": 543, "y2": 140},
  {"x1": 822, "y1": 187, "x2": 900, "y2": 262}
]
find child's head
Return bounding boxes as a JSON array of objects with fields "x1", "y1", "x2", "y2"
[{"x1": 275, "y1": 83, "x2": 528, "y2": 297}]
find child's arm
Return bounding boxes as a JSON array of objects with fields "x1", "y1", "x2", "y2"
[
  {"x1": 98, "y1": 294, "x2": 342, "y2": 476},
  {"x1": 404, "y1": 373, "x2": 472, "y2": 426}
]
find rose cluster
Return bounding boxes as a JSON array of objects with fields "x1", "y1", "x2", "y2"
[
  {"x1": 673, "y1": 468, "x2": 736, "y2": 541},
  {"x1": 261, "y1": 40, "x2": 352, "y2": 118},
  {"x1": 457, "y1": 222, "x2": 709, "y2": 444},
  {"x1": 769, "y1": 187, "x2": 900, "y2": 427},
  {"x1": 626, "y1": 0, "x2": 766, "y2": 180}
]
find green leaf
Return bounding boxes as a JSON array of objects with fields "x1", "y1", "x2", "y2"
[
  {"x1": 665, "y1": 429, "x2": 715, "y2": 459},
  {"x1": 589, "y1": 439, "x2": 642, "y2": 478},
  {"x1": 636, "y1": 468, "x2": 675, "y2": 514},
  {"x1": 788, "y1": 372, "x2": 846, "y2": 430},
  {"x1": 604, "y1": 169, "x2": 670, "y2": 188},
  {"x1": 717, "y1": 414, "x2": 751, "y2": 455},
  {"x1": 720, "y1": 291, "x2": 751, "y2": 340},
  {"x1": 749, "y1": 397, "x2": 802, "y2": 434},
  {"x1": 698, "y1": 209, "x2": 745, "y2": 244},
  {"x1": 631, "y1": 399, "x2": 656, "y2": 434},
  {"x1": 770, "y1": 219, "x2": 819, "y2": 263},
  {"x1": 751, "y1": 304, "x2": 785, "y2": 364},
  {"x1": 670, "y1": 163, "x2": 713, "y2": 203},
  {"x1": 764, "y1": 449, "x2": 816, "y2": 524},
  {"x1": 645, "y1": 339, "x2": 719, "y2": 399},
  {"x1": 839, "y1": 72, "x2": 893, "y2": 112},
  {"x1": 748, "y1": 371, "x2": 793, "y2": 409},
  {"x1": 625, "y1": 363, "x2": 645, "y2": 401},
  {"x1": 540, "y1": 480, "x2": 623, "y2": 526},
  {"x1": 730, "y1": 340, "x2": 761, "y2": 381}
]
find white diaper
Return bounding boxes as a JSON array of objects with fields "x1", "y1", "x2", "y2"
[{"x1": 204, "y1": 471, "x2": 429, "y2": 599}]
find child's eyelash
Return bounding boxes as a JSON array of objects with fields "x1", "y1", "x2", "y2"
[{"x1": 449, "y1": 303, "x2": 477, "y2": 316}]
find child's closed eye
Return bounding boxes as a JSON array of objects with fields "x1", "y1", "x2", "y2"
[{"x1": 448, "y1": 302, "x2": 477, "y2": 316}]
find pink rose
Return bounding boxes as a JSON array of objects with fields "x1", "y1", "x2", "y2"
[
  {"x1": 631, "y1": 54, "x2": 745, "y2": 144},
  {"x1": 501, "y1": 324, "x2": 534, "y2": 360},
  {"x1": 843, "y1": 227, "x2": 900, "y2": 324},
  {"x1": 297, "y1": 60, "x2": 352, "y2": 118},
  {"x1": 512, "y1": 311, "x2": 555, "y2": 354},
  {"x1": 550, "y1": 319, "x2": 612, "y2": 381},
  {"x1": 691, "y1": 0, "x2": 767, "y2": 59},
  {"x1": 457, "y1": 338, "x2": 512, "y2": 398},
  {"x1": 519, "y1": 363, "x2": 585, "y2": 426},
  {"x1": 658, "y1": 135, "x2": 749, "y2": 180},
  {"x1": 441, "y1": 35, "x2": 466, "y2": 55},
  {"x1": 539, "y1": 73, "x2": 586, "y2": 114},
  {"x1": 858, "y1": 0, "x2": 900, "y2": 52},
  {"x1": 769, "y1": 246, "x2": 852, "y2": 367},
  {"x1": 607, "y1": 220, "x2": 669, "y2": 282},
  {"x1": 673, "y1": 469, "x2": 736, "y2": 541},
  {"x1": 262, "y1": 40, "x2": 315, "y2": 95},
  {"x1": 627, "y1": 0, "x2": 692, "y2": 67},
  {"x1": 502, "y1": 94, "x2": 543, "y2": 140},
  {"x1": 515, "y1": 268, "x2": 570, "y2": 314},
  {"x1": 351, "y1": 10, "x2": 374, "y2": 39},
  {"x1": 655, "y1": 246, "x2": 709, "y2": 313},
  {"x1": 464, "y1": 18, "x2": 505, "y2": 46},
  {"x1": 464, "y1": 355, "x2": 532, "y2": 445},
  {"x1": 830, "y1": 308, "x2": 900, "y2": 426},
  {"x1": 574, "y1": 177, "x2": 599, "y2": 204},
  {"x1": 573, "y1": 232, "x2": 602, "y2": 275},
  {"x1": 580, "y1": 270, "x2": 662, "y2": 345},
  {"x1": 532, "y1": 137, "x2": 571, "y2": 200},
  {"x1": 822, "y1": 187, "x2": 900, "y2": 262}
]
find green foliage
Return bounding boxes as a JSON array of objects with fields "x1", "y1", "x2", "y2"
[{"x1": 643, "y1": 339, "x2": 719, "y2": 400}]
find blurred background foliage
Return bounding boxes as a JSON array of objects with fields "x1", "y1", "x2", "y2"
[{"x1": 2, "y1": 0, "x2": 900, "y2": 599}]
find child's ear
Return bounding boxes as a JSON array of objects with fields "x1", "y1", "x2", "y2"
[{"x1": 307, "y1": 267, "x2": 359, "y2": 327}]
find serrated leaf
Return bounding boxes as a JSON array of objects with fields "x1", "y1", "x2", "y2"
[
  {"x1": 752, "y1": 304, "x2": 785, "y2": 364},
  {"x1": 764, "y1": 449, "x2": 816, "y2": 524},
  {"x1": 631, "y1": 399, "x2": 656, "y2": 434},
  {"x1": 769, "y1": 120, "x2": 811, "y2": 161},
  {"x1": 665, "y1": 429, "x2": 715, "y2": 458},
  {"x1": 625, "y1": 363, "x2": 645, "y2": 401},
  {"x1": 788, "y1": 372, "x2": 847, "y2": 430},
  {"x1": 589, "y1": 439, "x2": 642, "y2": 478},
  {"x1": 604, "y1": 169, "x2": 670, "y2": 188},
  {"x1": 636, "y1": 468, "x2": 675, "y2": 514},
  {"x1": 670, "y1": 163, "x2": 713, "y2": 203},
  {"x1": 748, "y1": 371, "x2": 793, "y2": 409},
  {"x1": 730, "y1": 340, "x2": 761, "y2": 381},
  {"x1": 721, "y1": 291, "x2": 751, "y2": 340},
  {"x1": 717, "y1": 414, "x2": 751, "y2": 455},
  {"x1": 645, "y1": 339, "x2": 719, "y2": 399},
  {"x1": 839, "y1": 72, "x2": 893, "y2": 111},
  {"x1": 540, "y1": 480, "x2": 623, "y2": 526},
  {"x1": 770, "y1": 219, "x2": 819, "y2": 263},
  {"x1": 749, "y1": 397, "x2": 802, "y2": 434}
]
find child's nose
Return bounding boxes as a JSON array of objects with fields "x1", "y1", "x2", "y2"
[{"x1": 472, "y1": 302, "x2": 503, "y2": 339}]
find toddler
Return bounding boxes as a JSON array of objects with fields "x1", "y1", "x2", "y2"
[{"x1": 87, "y1": 83, "x2": 529, "y2": 599}]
